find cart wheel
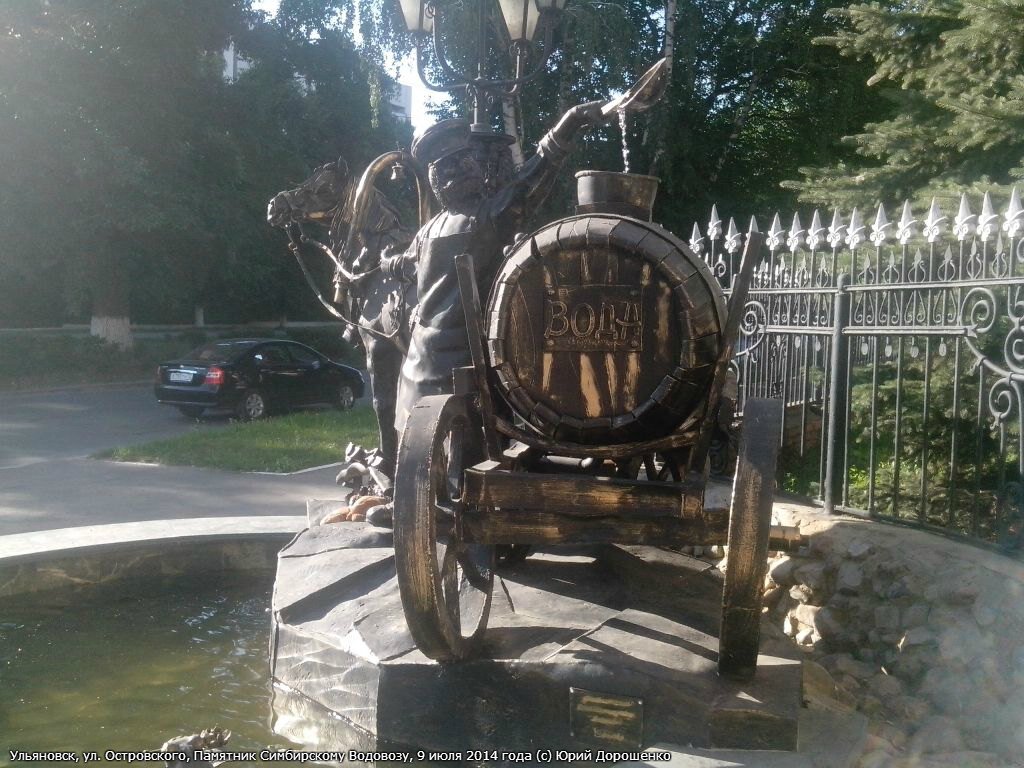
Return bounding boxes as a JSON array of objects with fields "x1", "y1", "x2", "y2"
[
  {"x1": 719, "y1": 397, "x2": 783, "y2": 681},
  {"x1": 394, "y1": 394, "x2": 494, "y2": 661}
]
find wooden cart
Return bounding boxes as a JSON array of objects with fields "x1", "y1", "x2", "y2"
[{"x1": 393, "y1": 211, "x2": 784, "y2": 681}]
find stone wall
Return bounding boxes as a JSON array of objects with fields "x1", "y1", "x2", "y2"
[{"x1": 762, "y1": 502, "x2": 1024, "y2": 767}]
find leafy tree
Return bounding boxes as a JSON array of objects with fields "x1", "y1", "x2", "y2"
[
  {"x1": 0, "y1": 1, "x2": 253, "y2": 345},
  {"x1": 413, "y1": 0, "x2": 888, "y2": 232},
  {"x1": 0, "y1": 0, "x2": 409, "y2": 341},
  {"x1": 786, "y1": 0, "x2": 1024, "y2": 210}
]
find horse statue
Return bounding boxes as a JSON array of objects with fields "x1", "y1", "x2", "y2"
[{"x1": 267, "y1": 154, "x2": 432, "y2": 479}]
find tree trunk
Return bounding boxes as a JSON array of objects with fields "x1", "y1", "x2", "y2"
[
  {"x1": 708, "y1": 69, "x2": 763, "y2": 183},
  {"x1": 662, "y1": 0, "x2": 677, "y2": 77},
  {"x1": 646, "y1": 0, "x2": 678, "y2": 177},
  {"x1": 502, "y1": 94, "x2": 525, "y2": 166},
  {"x1": 89, "y1": 251, "x2": 133, "y2": 350}
]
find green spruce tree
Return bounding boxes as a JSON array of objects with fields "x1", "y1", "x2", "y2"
[{"x1": 787, "y1": 0, "x2": 1024, "y2": 210}]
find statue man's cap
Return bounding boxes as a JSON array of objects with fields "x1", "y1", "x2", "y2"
[
  {"x1": 470, "y1": 130, "x2": 516, "y2": 145},
  {"x1": 411, "y1": 118, "x2": 472, "y2": 166},
  {"x1": 412, "y1": 120, "x2": 516, "y2": 166}
]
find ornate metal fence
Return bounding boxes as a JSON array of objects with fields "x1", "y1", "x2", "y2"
[{"x1": 690, "y1": 190, "x2": 1024, "y2": 550}]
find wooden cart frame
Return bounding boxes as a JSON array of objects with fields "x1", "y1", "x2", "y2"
[{"x1": 393, "y1": 231, "x2": 785, "y2": 681}]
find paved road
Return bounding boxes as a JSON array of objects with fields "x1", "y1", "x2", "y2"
[
  {"x1": 0, "y1": 385, "x2": 344, "y2": 536},
  {"x1": 0, "y1": 385, "x2": 225, "y2": 469}
]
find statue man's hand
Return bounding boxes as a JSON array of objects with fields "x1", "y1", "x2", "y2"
[
  {"x1": 381, "y1": 249, "x2": 416, "y2": 282},
  {"x1": 574, "y1": 100, "x2": 611, "y2": 127},
  {"x1": 547, "y1": 100, "x2": 611, "y2": 154}
]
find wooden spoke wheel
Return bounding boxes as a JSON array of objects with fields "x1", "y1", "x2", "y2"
[
  {"x1": 718, "y1": 398, "x2": 783, "y2": 681},
  {"x1": 394, "y1": 394, "x2": 494, "y2": 661}
]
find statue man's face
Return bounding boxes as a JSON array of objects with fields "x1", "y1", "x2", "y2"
[
  {"x1": 473, "y1": 140, "x2": 515, "y2": 195},
  {"x1": 429, "y1": 148, "x2": 485, "y2": 210}
]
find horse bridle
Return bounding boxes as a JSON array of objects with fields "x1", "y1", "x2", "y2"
[{"x1": 285, "y1": 220, "x2": 404, "y2": 341}]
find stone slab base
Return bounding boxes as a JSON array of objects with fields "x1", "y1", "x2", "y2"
[{"x1": 270, "y1": 505, "x2": 802, "y2": 761}]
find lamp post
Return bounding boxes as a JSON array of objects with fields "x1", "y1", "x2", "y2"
[{"x1": 396, "y1": 0, "x2": 569, "y2": 132}]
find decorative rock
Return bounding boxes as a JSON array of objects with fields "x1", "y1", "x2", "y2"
[
  {"x1": 855, "y1": 647, "x2": 878, "y2": 664},
  {"x1": 365, "y1": 504, "x2": 392, "y2": 528},
  {"x1": 937, "y1": 621, "x2": 983, "y2": 664},
  {"x1": 857, "y1": 748, "x2": 895, "y2": 768},
  {"x1": 772, "y1": 592, "x2": 798, "y2": 622},
  {"x1": 813, "y1": 605, "x2": 844, "y2": 640},
  {"x1": 1013, "y1": 645, "x2": 1024, "y2": 672},
  {"x1": 769, "y1": 555, "x2": 798, "y2": 586},
  {"x1": 867, "y1": 672, "x2": 903, "y2": 700},
  {"x1": 898, "y1": 626, "x2": 935, "y2": 650},
  {"x1": 890, "y1": 694, "x2": 930, "y2": 723},
  {"x1": 874, "y1": 605, "x2": 901, "y2": 631},
  {"x1": 858, "y1": 693, "x2": 884, "y2": 717},
  {"x1": 836, "y1": 674, "x2": 861, "y2": 692},
  {"x1": 907, "y1": 715, "x2": 964, "y2": 755},
  {"x1": 919, "y1": 668, "x2": 973, "y2": 716},
  {"x1": 926, "y1": 581, "x2": 978, "y2": 606},
  {"x1": 708, "y1": 544, "x2": 725, "y2": 558},
  {"x1": 802, "y1": 660, "x2": 857, "y2": 713},
  {"x1": 833, "y1": 654, "x2": 877, "y2": 682},
  {"x1": 763, "y1": 585, "x2": 785, "y2": 611},
  {"x1": 868, "y1": 720, "x2": 907, "y2": 750},
  {"x1": 861, "y1": 735, "x2": 896, "y2": 755},
  {"x1": 846, "y1": 540, "x2": 872, "y2": 560},
  {"x1": 889, "y1": 646, "x2": 932, "y2": 679},
  {"x1": 880, "y1": 575, "x2": 915, "y2": 600},
  {"x1": 971, "y1": 601, "x2": 997, "y2": 628},
  {"x1": 947, "y1": 584, "x2": 980, "y2": 606},
  {"x1": 783, "y1": 614, "x2": 797, "y2": 637},
  {"x1": 792, "y1": 602, "x2": 821, "y2": 629},
  {"x1": 795, "y1": 561, "x2": 827, "y2": 591},
  {"x1": 835, "y1": 561, "x2": 863, "y2": 594},
  {"x1": 789, "y1": 584, "x2": 815, "y2": 604},
  {"x1": 901, "y1": 603, "x2": 929, "y2": 629},
  {"x1": 905, "y1": 752, "x2": 1004, "y2": 768},
  {"x1": 762, "y1": 505, "x2": 1024, "y2": 767}
]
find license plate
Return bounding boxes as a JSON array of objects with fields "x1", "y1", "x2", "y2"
[{"x1": 169, "y1": 371, "x2": 193, "y2": 382}]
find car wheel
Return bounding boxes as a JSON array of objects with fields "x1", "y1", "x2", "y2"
[
  {"x1": 176, "y1": 405, "x2": 205, "y2": 419},
  {"x1": 237, "y1": 390, "x2": 269, "y2": 420},
  {"x1": 336, "y1": 384, "x2": 356, "y2": 411}
]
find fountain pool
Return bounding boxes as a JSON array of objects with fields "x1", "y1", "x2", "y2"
[{"x1": 0, "y1": 573, "x2": 297, "y2": 766}]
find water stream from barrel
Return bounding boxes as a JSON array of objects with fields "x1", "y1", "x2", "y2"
[{"x1": 618, "y1": 109, "x2": 631, "y2": 174}]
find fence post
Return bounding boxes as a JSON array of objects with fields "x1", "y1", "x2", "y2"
[{"x1": 823, "y1": 274, "x2": 850, "y2": 514}]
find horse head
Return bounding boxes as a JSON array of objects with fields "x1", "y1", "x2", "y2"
[{"x1": 267, "y1": 157, "x2": 351, "y2": 230}]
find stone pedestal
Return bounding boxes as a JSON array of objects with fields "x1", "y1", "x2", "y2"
[{"x1": 270, "y1": 501, "x2": 801, "y2": 764}]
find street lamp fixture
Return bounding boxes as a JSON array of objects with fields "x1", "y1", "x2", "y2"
[{"x1": 397, "y1": 0, "x2": 569, "y2": 132}]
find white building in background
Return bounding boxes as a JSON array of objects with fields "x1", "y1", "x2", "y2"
[
  {"x1": 222, "y1": 42, "x2": 252, "y2": 82},
  {"x1": 389, "y1": 83, "x2": 413, "y2": 124}
]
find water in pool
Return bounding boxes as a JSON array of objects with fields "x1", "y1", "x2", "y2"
[{"x1": 0, "y1": 573, "x2": 318, "y2": 767}]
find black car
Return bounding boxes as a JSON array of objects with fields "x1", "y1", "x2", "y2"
[{"x1": 154, "y1": 338, "x2": 364, "y2": 419}]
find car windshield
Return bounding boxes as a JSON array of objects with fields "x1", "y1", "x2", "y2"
[{"x1": 185, "y1": 340, "x2": 259, "y2": 362}]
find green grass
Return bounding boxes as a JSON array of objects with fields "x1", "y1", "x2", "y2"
[{"x1": 98, "y1": 408, "x2": 380, "y2": 473}]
